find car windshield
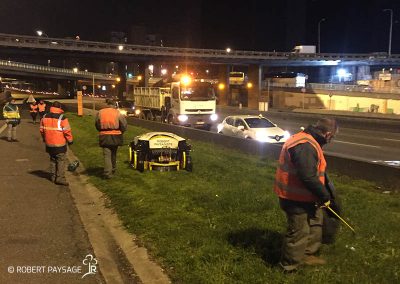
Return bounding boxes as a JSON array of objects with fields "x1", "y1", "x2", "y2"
[
  {"x1": 119, "y1": 101, "x2": 134, "y2": 108},
  {"x1": 180, "y1": 82, "x2": 215, "y2": 101},
  {"x1": 244, "y1": 117, "x2": 275, "y2": 128}
]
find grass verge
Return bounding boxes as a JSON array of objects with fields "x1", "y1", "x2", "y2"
[{"x1": 69, "y1": 113, "x2": 400, "y2": 284}]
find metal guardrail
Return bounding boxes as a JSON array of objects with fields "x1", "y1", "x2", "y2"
[
  {"x1": 0, "y1": 59, "x2": 119, "y2": 81},
  {"x1": 1, "y1": 33, "x2": 400, "y2": 62}
]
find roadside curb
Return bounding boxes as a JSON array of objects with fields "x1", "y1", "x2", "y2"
[{"x1": 66, "y1": 150, "x2": 171, "y2": 284}]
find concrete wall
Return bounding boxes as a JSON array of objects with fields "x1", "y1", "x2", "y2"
[{"x1": 269, "y1": 89, "x2": 400, "y2": 114}]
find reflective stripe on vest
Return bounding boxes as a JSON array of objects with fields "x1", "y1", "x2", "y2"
[
  {"x1": 274, "y1": 132, "x2": 326, "y2": 202},
  {"x1": 99, "y1": 108, "x2": 122, "y2": 135}
]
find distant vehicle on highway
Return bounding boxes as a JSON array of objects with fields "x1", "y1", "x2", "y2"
[
  {"x1": 292, "y1": 45, "x2": 316, "y2": 54},
  {"x1": 217, "y1": 115, "x2": 290, "y2": 143},
  {"x1": 114, "y1": 100, "x2": 137, "y2": 116},
  {"x1": 229, "y1": 72, "x2": 246, "y2": 86}
]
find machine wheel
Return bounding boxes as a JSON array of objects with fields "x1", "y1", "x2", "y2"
[
  {"x1": 136, "y1": 151, "x2": 145, "y2": 172},
  {"x1": 185, "y1": 155, "x2": 193, "y2": 172}
]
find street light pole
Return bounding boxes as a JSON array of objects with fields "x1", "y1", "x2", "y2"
[
  {"x1": 92, "y1": 74, "x2": 95, "y2": 111},
  {"x1": 318, "y1": 18, "x2": 326, "y2": 53},
  {"x1": 383, "y1": 9, "x2": 393, "y2": 56}
]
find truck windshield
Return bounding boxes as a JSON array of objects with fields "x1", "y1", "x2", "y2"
[{"x1": 180, "y1": 83, "x2": 215, "y2": 101}]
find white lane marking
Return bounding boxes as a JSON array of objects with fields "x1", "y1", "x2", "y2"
[
  {"x1": 16, "y1": 159, "x2": 29, "y2": 162},
  {"x1": 334, "y1": 140, "x2": 381, "y2": 148},
  {"x1": 383, "y1": 138, "x2": 400, "y2": 142}
]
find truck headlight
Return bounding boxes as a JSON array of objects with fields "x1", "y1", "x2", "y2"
[
  {"x1": 135, "y1": 109, "x2": 141, "y2": 115},
  {"x1": 210, "y1": 113, "x2": 218, "y2": 121},
  {"x1": 119, "y1": 109, "x2": 127, "y2": 116},
  {"x1": 178, "y1": 114, "x2": 188, "y2": 122}
]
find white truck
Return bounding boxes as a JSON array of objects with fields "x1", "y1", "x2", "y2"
[
  {"x1": 292, "y1": 45, "x2": 316, "y2": 54},
  {"x1": 129, "y1": 75, "x2": 218, "y2": 130}
]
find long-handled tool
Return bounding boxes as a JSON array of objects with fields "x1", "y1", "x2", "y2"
[{"x1": 325, "y1": 205, "x2": 356, "y2": 234}]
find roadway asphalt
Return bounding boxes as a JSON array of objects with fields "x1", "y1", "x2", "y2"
[{"x1": 0, "y1": 119, "x2": 104, "y2": 283}]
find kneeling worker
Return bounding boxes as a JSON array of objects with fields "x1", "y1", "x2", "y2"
[
  {"x1": 95, "y1": 100, "x2": 127, "y2": 179},
  {"x1": 40, "y1": 101, "x2": 73, "y2": 186}
]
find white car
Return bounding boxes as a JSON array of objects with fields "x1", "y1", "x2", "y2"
[{"x1": 217, "y1": 115, "x2": 290, "y2": 143}]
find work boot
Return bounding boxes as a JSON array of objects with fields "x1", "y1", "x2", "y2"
[
  {"x1": 304, "y1": 255, "x2": 326, "y2": 266},
  {"x1": 55, "y1": 180, "x2": 69, "y2": 186}
]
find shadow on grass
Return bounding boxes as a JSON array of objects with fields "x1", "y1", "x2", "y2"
[
  {"x1": 29, "y1": 170, "x2": 50, "y2": 180},
  {"x1": 83, "y1": 167, "x2": 104, "y2": 178},
  {"x1": 227, "y1": 228, "x2": 283, "y2": 266}
]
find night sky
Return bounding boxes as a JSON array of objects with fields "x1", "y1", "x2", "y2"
[{"x1": 0, "y1": 0, "x2": 400, "y2": 53}]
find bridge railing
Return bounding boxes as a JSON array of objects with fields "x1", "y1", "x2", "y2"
[{"x1": 1, "y1": 33, "x2": 400, "y2": 61}]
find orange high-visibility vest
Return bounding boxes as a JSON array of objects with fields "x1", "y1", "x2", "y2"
[
  {"x1": 38, "y1": 103, "x2": 46, "y2": 112},
  {"x1": 274, "y1": 131, "x2": 326, "y2": 202},
  {"x1": 40, "y1": 107, "x2": 73, "y2": 148},
  {"x1": 30, "y1": 104, "x2": 38, "y2": 113},
  {"x1": 98, "y1": 108, "x2": 122, "y2": 135}
]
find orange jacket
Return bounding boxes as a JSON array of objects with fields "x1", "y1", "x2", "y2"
[
  {"x1": 274, "y1": 131, "x2": 326, "y2": 202},
  {"x1": 30, "y1": 104, "x2": 38, "y2": 113},
  {"x1": 38, "y1": 103, "x2": 46, "y2": 112},
  {"x1": 97, "y1": 108, "x2": 123, "y2": 135},
  {"x1": 40, "y1": 107, "x2": 73, "y2": 154}
]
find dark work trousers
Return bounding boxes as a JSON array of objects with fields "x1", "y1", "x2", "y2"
[
  {"x1": 30, "y1": 112, "x2": 38, "y2": 124},
  {"x1": 50, "y1": 153, "x2": 67, "y2": 183},
  {"x1": 103, "y1": 146, "x2": 118, "y2": 177},
  {"x1": 280, "y1": 207, "x2": 323, "y2": 271}
]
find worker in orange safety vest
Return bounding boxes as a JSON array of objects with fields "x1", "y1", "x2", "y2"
[
  {"x1": 274, "y1": 118, "x2": 338, "y2": 272},
  {"x1": 40, "y1": 101, "x2": 73, "y2": 186},
  {"x1": 38, "y1": 100, "x2": 47, "y2": 120},
  {"x1": 95, "y1": 100, "x2": 127, "y2": 179},
  {"x1": 29, "y1": 101, "x2": 39, "y2": 124}
]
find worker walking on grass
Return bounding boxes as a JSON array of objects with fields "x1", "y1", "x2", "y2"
[
  {"x1": 38, "y1": 100, "x2": 47, "y2": 120},
  {"x1": 29, "y1": 101, "x2": 39, "y2": 124},
  {"x1": 95, "y1": 100, "x2": 127, "y2": 179},
  {"x1": 40, "y1": 101, "x2": 73, "y2": 186},
  {"x1": 274, "y1": 118, "x2": 339, "y2": 272},
  {"x1": 2, "y1": 98, "x2": 21, "y2": 142}
]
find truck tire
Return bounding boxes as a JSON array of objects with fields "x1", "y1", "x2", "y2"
[
  {"x1": 167, "y1": 114, "x2": 174, "y2": 125},
  {"x1": 146, "y1": 111, "x2": 153, "y2": 120},
  {"x1": 139, "y1": 112, "x2": 146, "y2": 120}
]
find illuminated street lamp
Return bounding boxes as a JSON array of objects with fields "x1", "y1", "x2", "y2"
[
  {"x1": 226, "y1": 47, "x2": 231, "y2": 53},
  {"x1": 118, "y1": 45, "x2": 124, "y2": 51},
  {"x1": 73, "y1": 67, "x2": 78, "y2": 73},
  {"x1": 383, "y1": 9, "x2": 393, "y2": 56},
  {"x1": 36, "y1": 30, "x2": 49, "y2": 37}
]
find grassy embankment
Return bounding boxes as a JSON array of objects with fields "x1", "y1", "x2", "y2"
[{"x1": 69, "y1": 113, "x2": 400, "y2": 284}]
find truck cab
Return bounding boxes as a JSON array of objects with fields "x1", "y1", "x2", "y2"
[{"x1": 167, "y1": 76, "x2": 218, "y2": 130}]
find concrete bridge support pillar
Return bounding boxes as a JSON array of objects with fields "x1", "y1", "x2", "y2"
[
  {"x1": 117, "y1": 62, "x2": 127, "y2": 100},
  {"x1": 247, "y1": 64, "x2": 262, "y2": 109},
  {"x1": 138, "y1": 63, "x2": 150, "y2": 88},
  {"x1": 217, "y1": 65, "x2": 230, "y2": 106},
  {"x1": 357, "y1": 65, "x2": 371, "y2": 81}
]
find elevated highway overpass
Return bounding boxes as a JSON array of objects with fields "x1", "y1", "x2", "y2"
[{"x1": 1, "y1": 33, "x2": 400, "y2": 66}]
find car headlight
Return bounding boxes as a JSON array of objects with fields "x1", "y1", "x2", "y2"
[
  {"x1": 119, "y1": 109, "x2": 127, "y2": 116},
  {"x1": 178, "y1": 114, "x2": 188, "y2": 122},
  {"x1": 217, "y1": 123, "x2": 223, "y2": 133},
  {"x1": 284, "y1": 131, "x2": 290, "y2": 139},
  {"x1": 135, "y1": 109, "x2": 141, "y2": 115},
  {"x1": 210, "y1": 113, "x2": 218, "y2": 121},
  {"x1": 255, "y1": 131, "x2": 269, "y2": 142}
]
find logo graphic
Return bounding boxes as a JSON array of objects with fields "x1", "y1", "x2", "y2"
[{"x1": 82, "y1": 254, "x2": 98, "y2": 279}]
